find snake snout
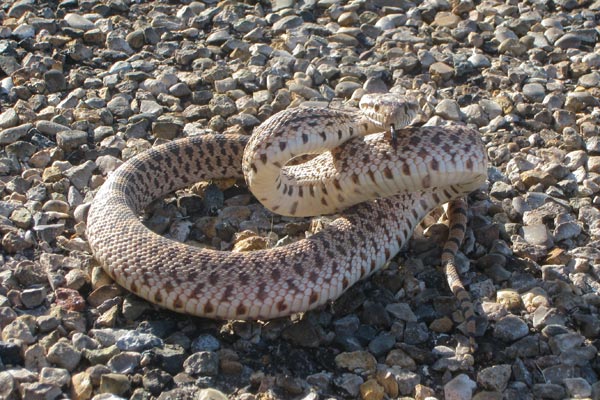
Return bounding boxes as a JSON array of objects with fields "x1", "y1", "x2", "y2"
[{"x1": 360, "y1": 93, "x2": 419, "y2": 130}]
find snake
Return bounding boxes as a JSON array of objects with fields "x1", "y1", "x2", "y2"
[{"x1": 86, "y1": 94, "x2": 487, "y2": 337}]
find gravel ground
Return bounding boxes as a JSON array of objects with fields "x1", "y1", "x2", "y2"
[{"x1": 1, "y1": 0, "x2": 600, "y2": 399}]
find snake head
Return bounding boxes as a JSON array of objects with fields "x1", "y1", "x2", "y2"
[{"x1": 359, "y1": 93, "x2": 419, "y2": 132}]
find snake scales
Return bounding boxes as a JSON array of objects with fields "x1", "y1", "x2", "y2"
[{"x1": 87, "y1": 94, "x2": 487, "y2": 336}]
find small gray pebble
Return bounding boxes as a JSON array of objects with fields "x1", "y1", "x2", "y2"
[{"x1": 116, "y1": 331, "x2": 164, "y2": 352}]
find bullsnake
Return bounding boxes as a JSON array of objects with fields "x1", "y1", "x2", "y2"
[{"x1": 87, "y1": 94, "x2": 487, "y2": 345}]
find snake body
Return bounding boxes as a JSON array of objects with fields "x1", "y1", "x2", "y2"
[{"x1": 87, "y1": 96, "x2": 487, "y2": 322}]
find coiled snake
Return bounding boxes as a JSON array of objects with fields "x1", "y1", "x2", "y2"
[{"x1": 87, "y1": 94, "x2": 487, "y2": 343}]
